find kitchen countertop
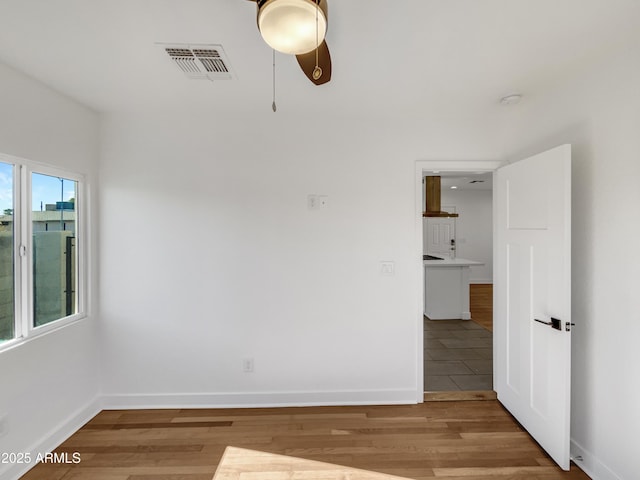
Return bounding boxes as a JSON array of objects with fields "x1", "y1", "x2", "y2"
[{"x1": 423, "y1": 257, "x2": 484, "y2": 267}]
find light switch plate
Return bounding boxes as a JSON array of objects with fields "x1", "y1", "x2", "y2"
[
  {"x1": 307, "y1": 194, "x2": 319, "y2": 210},
  {"x1": 380, "y1": 261, "x2": 395, "y2": 276}
]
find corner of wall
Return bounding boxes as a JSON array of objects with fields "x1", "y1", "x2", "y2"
[
  {"x1": 571, "y1": 439, "x2": 623, "y2": 480},
  {"x1": 0, "y1": 396, "x2": 102, "y2": 480}
]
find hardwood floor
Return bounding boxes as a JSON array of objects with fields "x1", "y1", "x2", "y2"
[
  {"x1": 470, "y1": 284, "x2": 493, "y2": 332},
  {"x1": 22, "y1": 402, "x2": 590, "y2": 480}
]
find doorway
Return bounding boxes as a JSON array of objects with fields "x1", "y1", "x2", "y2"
[
  {"x1": 415, "y1": 148, "x2": 573, "y2": 468},
  {"x1": 414, "y1": 160, "x2": 501, "y2": 398}
]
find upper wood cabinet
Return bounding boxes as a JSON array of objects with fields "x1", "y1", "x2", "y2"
[{"x1": 424, "y1": 176, "x2": 459, "y2": 217}]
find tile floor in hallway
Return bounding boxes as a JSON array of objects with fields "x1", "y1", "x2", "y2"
[{"x1": 424, "y1": 317, "x2": 493, "y2": 391}]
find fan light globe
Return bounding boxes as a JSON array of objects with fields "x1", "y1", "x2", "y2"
[{"x1": 258, "y1": 0, "x2": 327, "y2": 55}]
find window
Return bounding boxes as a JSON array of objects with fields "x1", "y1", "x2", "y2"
[
  {"x1": 0, "y1": 162, "x2": 15, "y2": 341},
  {"x1": 0, "y1": 155, "x2": 85, "y2": 347}
]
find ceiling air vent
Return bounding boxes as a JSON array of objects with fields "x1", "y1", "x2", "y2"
[{"x1": 162, "y1": 44, "x2": 233, "y2": 81}]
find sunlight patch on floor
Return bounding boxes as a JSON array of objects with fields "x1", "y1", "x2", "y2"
[{"x1": 213, "y1": 446, "x2": 412, "y2": 480}]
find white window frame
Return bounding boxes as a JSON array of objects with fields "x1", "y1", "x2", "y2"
[{"x1": 0, "y1": 153, "x2": 87, "y2": 351}]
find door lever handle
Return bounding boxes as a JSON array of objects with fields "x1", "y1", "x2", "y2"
[{"x1": 534, "y1": 317, "x2": 562, "y2": 331}]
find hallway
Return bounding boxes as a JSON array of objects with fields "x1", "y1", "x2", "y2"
[{"x1": 424, "y1": 284, "x2": 493, "y2": 392}]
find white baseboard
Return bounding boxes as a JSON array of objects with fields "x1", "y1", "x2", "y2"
[
  {"x1": 101, "y1": 389, "x2": 417, "y2": 410},
  {"x1": 425, "y1": 310, "x2": 471, "y2": 320},
  {"x1": 2, "y1": 396, "x2": 102, "y2": 480},
  {"x1": 470, "y1": 279, "x2": 493, "y2": 284},
  {"x1": 571, "y1": 439, "x2": 622, "y2": 480}
]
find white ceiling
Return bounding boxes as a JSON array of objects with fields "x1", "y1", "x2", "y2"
[
  {"x1": 441, "y1": 173, "x2": 492, "y2": 191},
  {"x1": 0, "y1": 0, "x2": 638, "y2": 115},
  {"x1": 422, "y1": 172, "x2": 492, "y2": 191}
]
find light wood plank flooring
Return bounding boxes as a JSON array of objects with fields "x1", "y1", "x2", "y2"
[
  {"x1": 470, "y1": 284, "x2": 492, "y2": 332},
  {"x1": 21, "y1": 402, "x2": 590, "y2": 480},
  {"x1": 214, "y1": 446, "x2": 413, "y2": 480}
]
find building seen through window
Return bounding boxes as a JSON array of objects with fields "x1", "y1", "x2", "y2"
[{"x1": 0, "y1": 163, "x2": 80, "y2": 342}]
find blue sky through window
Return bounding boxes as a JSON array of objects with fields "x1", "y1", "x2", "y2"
[
  {"x1": 0, "y1": 162, "x2": 11, "y2": 212},
  {"x1": 0, "y1": 162, "x2": 76, "y2": 213}
]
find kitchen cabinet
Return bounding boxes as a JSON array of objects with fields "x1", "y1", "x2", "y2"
[{"x1": 424, "y1": 257, "x2": 484, "y2": 320}]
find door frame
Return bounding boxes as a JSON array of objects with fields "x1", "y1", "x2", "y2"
[{"x1": 414, "y1": 160, "x2": 502, "y2": 400}]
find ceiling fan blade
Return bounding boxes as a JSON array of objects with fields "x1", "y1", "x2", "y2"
[{"x1": 295, "y1": 40, "x2": 332, "y2": 85}]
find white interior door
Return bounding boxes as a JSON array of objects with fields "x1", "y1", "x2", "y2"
[
  {"x1": 495, "y1": 145, "x2": 572, "y2": 470},
  {"x1": 424, "y1": 208, "x2": 456, "y2": 256}
]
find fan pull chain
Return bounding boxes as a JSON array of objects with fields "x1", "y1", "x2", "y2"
[
  {"x1": 272, "y1": 49, "x2": 277, "y2": 112},
  {"x1": 312, "y1": 0, "x2": 322, "y2": 80}
]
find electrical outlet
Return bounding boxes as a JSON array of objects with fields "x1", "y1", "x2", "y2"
[
  {"x1": 319, "y1": 195, "x2": 329, "y2": 208},
  {"x1": 242, "y1": 358, "x2": 254, "y2": 373}
]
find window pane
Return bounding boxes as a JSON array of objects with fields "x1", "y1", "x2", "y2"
[
  {"x1": 0, "y1": 162, "x2": 14, "y2": 341},
  {"x1": 32, "y1": 173, "x2": 77, "y2": 327}
]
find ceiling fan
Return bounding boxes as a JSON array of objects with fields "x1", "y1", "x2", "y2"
[{"x1": 246, "y1": 0, "x2": 332, "y2": 85}]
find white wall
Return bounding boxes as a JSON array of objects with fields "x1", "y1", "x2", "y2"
[
  {"x1": 98, "y1": 112, "x2": 504, "y2": 406},
  {"x1": 2, "y1": 26, "x2": 632, "y2": 480},
  {"x1": 98, "y1": 34, "x2": 640, "y2": 477},
  {"x1": 0, "y1": 62, "x2": 100, "y2": 479},
  {"x1": 499, "y1": 40, "x2": 640, "y2": 479},
  {"x1": 440, "y1": 189, "x2": 493, "y2": 283}
]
